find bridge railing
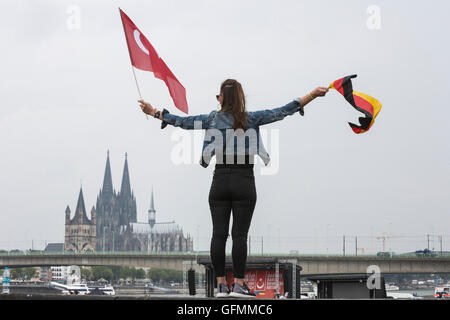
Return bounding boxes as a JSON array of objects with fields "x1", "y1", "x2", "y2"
[
  {"x1": 1, "y1": 251, "x2": 449, "y2": 260},
  {"x1": 0, "y1": 251, "x2": 208, "y2": 256}
]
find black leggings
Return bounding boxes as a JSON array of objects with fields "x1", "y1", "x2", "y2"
[{"x1": 208, "y1": 166, "x2": 257, "y2": 279}]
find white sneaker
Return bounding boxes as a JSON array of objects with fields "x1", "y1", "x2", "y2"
[
  {"x1": 229, "y1": 282, "x2": 257, "y2": 299},
  {"x1": 216, "y1": 283, "x2": 231, "y2": 298}
]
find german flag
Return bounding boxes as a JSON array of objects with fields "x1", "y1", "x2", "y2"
[{"x1": 329, "y1": 74, "x2": 382, "y2": 134}]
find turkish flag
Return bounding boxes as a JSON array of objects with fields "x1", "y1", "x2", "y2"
[{"x1": 120, "y1": 9, "x2": 188, "y2": 114}]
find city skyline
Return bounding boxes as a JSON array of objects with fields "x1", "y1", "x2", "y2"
[{"x1": 0, "y1": 1, "x2": 449, "y2": 254}]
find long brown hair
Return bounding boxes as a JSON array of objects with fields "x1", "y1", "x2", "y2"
[{"x1": 219, "y1": 79, "x2": 247, "y2": 130}]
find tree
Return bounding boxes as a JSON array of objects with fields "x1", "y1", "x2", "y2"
[
  {"x1": 103, "y1": 268, "x2": 114, "y2": 281},
  {"x1": 23, "y1": 267, "x2": 37, "y2": 280},
  {"x1": 167, "y1": 270, "x2": 183, "y2": 283},
  {"x1": 119, "y1": 266, "x2": 131, "y2": 281},
  {"x1": 10, "y1": 268, "x2": 25, "y2": 280},
  {"x1": 136, "y1": 268, "x2": 146, "y2": 280},
  {"x1": 147, "y1": 268, "x2": 183, "y2": 284},
  {"x1": 110, "y1": 266, "x2": 122, "y2": 282},
  {"x1": 148, "y1": 268, "x2": 166, "y2": 283},
  {"x1": 9, "y1": 267, "x2": 38, "y2": 280},
  {"x1": 81, "y1": 267, "x2": 93, "y2": 281},
  {"x1": 129, "y1": 267, "x2": 137, "y2": 281},
  {"x1": 92, "y1": 266, "x2": 113, "y2": 281}
]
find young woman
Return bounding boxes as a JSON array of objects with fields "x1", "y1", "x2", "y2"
[{"x1": 139, "y1": 79, "x2": 328, "y2": 298}]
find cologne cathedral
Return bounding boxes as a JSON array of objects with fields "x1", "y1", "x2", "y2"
[{"x1": 64, "y1": 151, "x2": 193, "y2": 253}]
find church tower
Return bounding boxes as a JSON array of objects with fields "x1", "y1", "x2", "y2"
[
  {"x1": 148, "y1": 188, "x2": 156, "y2": 229},
  {"x1": 95, "y1": 150, "x2": 117, "y2": 251},
  {"x1": 95, "y1": 151, "x2": 138, "y2": 251},
  {"x1": 117, "y1": 152, "x2": 137, "y2": 227},
  {"x1": 64, "y1": 187, "x2": 96, "y2": 252}
]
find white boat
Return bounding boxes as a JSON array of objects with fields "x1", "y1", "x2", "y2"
[
  {"x1": 88, "y1": 284, "x2": 116, "y2": 296},
  {"x1": 385, "y1": 284, "x2": 400, "y2": 291},
  {"x1": 300, "y1": 292, "x2": 316, "y2": 299},
  {"x1": 50, "y1": 281, "x2": 90, "y2": 295},
  {"x1": 50, "y1": 282, "x2": 115, "y2": 296},
  {"x1": 434, "y1": 286, "x2": 450, "y2": 299},
  {"x1": 387, "y1": 292, "x2": 422, "y2": 299}
]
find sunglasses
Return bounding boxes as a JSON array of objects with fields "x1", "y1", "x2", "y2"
[{"x1": 216, "y1": 93, "x2": 222, "y2": 101}]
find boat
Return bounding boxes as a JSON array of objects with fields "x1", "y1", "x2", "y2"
[
  {"x1": 300, "y1": 292, "x2": 316, "y2": 299},
  {"x1": 434, "y1": 286, "x2": 450, "y2": 299},
  {"x1": 385, "y1": 283, "x2": 400, "y2": 291},
  {"x1": 50, "y1": 281, "x2": 90, "y2": 295},
  {"x1": 88, "y1": 284, "x2": 115, "y2": 296},
  {"x1": 49, "y1": 282, "x2": 116, "y2": 296},
  {"x1": 386, "y1": 292, "x2": 422, "y2": 299}
]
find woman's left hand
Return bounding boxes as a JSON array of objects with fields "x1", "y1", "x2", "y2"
[
  {"x1": 311, "y1": 87, "x2": 329, "y2": 97},
  {"x1": 138, "y1": 99, "x2": 156, "y2": 116}
]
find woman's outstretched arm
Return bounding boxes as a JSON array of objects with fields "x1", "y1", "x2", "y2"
[
  {"x1": 138, "y1": 100, "x2": 210, "y2": 130},
  {"x1": 248, "y1": 87, "x2": 329, "y2": 126}
]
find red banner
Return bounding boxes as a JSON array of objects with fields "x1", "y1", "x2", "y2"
[{"x1": 227, "y1": 270, "x2": 285, "y2": 299}]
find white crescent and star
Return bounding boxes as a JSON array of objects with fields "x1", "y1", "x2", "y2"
[
  {"x1": 133, "y1": 29, "x2": 149, "y2": 55},
  {"x1": 256, "y1": 278, "x2": 265, "y2": 289}
]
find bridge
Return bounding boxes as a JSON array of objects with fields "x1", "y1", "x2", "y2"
[{"x1": 2, "y1": 252, "x2": 450, "y2": 275}]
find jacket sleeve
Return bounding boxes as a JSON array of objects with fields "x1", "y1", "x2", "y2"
[
  {"x1": 160, "y1": 108, "x2": 211, "y2": 130},
  {"x1": 247, "y1": 100, "x2": 301, "y2": 126}
]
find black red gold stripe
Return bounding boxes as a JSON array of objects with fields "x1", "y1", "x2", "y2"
[{"x1": 329, "y1": 74, "x2": 382, "y2": 134}]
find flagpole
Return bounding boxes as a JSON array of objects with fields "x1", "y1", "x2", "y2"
[
  {"x1": 120, "y1": 7, "x2": 148, "y2": 120},
  {"x1": 131, "y1": 66, "x2": 142, "y2": 99},
  {"x1": 131, "y1": 64, "x2": 148, "y2": 120}
]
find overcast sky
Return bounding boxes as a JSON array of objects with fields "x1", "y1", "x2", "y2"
[{"x1": 0, "y1": 0, "x2": 449, "y2": 254}]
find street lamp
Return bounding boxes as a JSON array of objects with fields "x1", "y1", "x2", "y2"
[{"x1": 326, "y1": 224, "x2": 331, "y2": 255}]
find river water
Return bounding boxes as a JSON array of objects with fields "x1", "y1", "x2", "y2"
[{"x1": 391, "y1": 289, "x2": 435, "y2": 298}]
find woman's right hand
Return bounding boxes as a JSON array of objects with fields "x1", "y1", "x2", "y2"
[
  {"x1": 311, "y1": 87, "x2": 329, "y2": 97},
  {"x1": 138, "y1": 99, "x2": 156, "y2": 116}
]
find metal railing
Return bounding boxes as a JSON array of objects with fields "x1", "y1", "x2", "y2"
[{"x1": 1, "y1": 251, "x2": 449, "y2": 260}]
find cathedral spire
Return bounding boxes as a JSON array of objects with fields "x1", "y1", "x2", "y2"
[
  {"x1": 73, "y1": 187, "x2": 89, "y2": 224},
  {"x1": 150, "y1": 187, "x2": 155, "y2": 212},
  {"x1": 148, "y1": 187, "x2": 156, "y2": 229},
  {"x1": 120, "y1": 152, "x2": 131, "y2": 196},
  {"x1": 102, "y1": 150, "x2": 114, "y2": 195}
]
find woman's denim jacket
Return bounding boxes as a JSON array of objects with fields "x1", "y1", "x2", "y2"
[{"x1": 160, "y1": 100, "x2": 302, "y2": 167}]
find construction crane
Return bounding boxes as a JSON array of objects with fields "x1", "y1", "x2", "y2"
[{"x1": 376, "y1": 234, "x2": 404, "y2": 252}]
